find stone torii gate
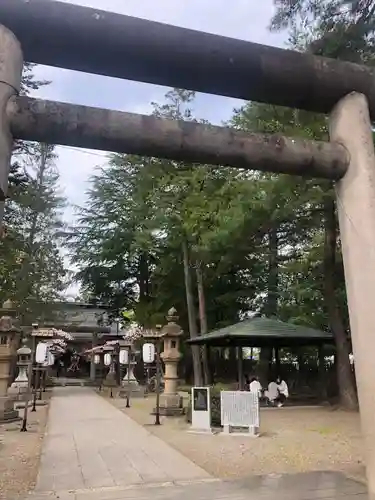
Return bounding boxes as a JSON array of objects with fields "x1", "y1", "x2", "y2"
[{"x1": 0, "y1": 0, "x2": 374, "y2": 494}]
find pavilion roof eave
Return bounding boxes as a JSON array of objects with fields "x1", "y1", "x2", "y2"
[
  {"x1": 185, "y1": 317, "x2": 335, "y2": 348},
  {"x1": 186, "y1": 335, "x2": 335, "y2": 348}
]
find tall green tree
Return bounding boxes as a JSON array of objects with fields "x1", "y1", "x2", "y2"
[
  {"x1": 1, "y1": 143, "x2": 67, "y2": 321},
  {"x1": 1, "y1": 65, "x2": 67, "y2": 321},
  {"x1": 230, "y1": 98, "x2": 357, "y2": 408},
  {"x1": 232, "y1": 1, "x2": 363, "y2": 407},
  {"x1": 68, "y1": 89, "x2": 263, "y2": 384},
  {"x1": 272, "y1": 0, "x2": 375, "y2": 64}
]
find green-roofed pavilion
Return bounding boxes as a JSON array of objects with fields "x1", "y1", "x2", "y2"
[
  {"x1": 186, "y1": 317, "x2": 335, "y2": 392},
  {"x1": 186, "y1": 317, "x2": 334, "y2": 348}
]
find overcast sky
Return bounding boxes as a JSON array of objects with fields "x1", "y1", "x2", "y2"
[{"x1": 30, "y1": 0, "x2": 287, "y2": 297}]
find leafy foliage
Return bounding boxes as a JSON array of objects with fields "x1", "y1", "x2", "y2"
[{"x1": 1, "y1": 67, "x2": 67, "y2": 322}]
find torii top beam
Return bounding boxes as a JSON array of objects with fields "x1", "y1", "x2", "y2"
[{"x1": 1, "y1": 0, "x2": 375, "y2": 118}]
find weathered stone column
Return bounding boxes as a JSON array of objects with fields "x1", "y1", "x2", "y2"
[
  {"x1": 0, "y1": 301, "x2": 20, "y2": 422},
  {"x1": 330, "y1": 92, "x2": 375, "y2": 499},
  {"x1": 159, "y1": 307, "x2": 183, "y2": 416},
  {"x1": 0, "y1": 25, "x2": 23, "y2": 227}
]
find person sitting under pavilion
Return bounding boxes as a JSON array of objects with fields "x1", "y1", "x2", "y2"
[
  {"x1": 265, "y1": 375, "x2": 289, "y2": 407},
  {"x1": 276, "y1": 376, "x2": 289, "y2": 407},
  {"x1": 265, "y1": 378, "x2": 279, "y2": 406},
  {"x1": 248, "y1": 376, "x2": 262, "y2": 398}
]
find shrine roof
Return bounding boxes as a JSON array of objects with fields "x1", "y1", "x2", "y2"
[{"x1": 186, "y1": 317, "x2": 334, "y2": 347}]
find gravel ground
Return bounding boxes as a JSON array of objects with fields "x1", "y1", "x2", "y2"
[
  {"x1": 107, "y1": 392, "x2": 364, "y2": 481},
  {"x1": 0, "y1": 395, "x2": 50, "y2": 500}
]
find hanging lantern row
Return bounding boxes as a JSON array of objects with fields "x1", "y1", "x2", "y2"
[
  {"x1": 99, "y1": 349, "x2": 130, "y2": 366},
  {"x1": 92, "y1": 344, "x2": 156, "y2": 364},
  {"x1": 87, "y1": 337, "x2": 157, "y2": 365}
]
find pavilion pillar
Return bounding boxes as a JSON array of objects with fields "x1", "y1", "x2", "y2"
[
  {"x1": 318, "y1": 344, "x2": 327, "y2": 401},
  {"x1": 274, "y1": 346, "x2": 281, "y2": 375},
  {"x1": 236, "y1": 346, "x2": 244, "y2": 390},
  {"x1": 330, "y1": 92, "x2": 375, "y2": 499}
]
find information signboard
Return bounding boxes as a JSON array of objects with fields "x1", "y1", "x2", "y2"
[{"x1": 220, "y1": 390, "x2": 259, "y2": 436}]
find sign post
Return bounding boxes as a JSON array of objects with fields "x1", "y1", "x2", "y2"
[
  {"x1": 189, "y1": 387, "x2": 212, "y2": 433},
  {"x1": 220, "y1": 391, "x2": 259, "y2": 436}
]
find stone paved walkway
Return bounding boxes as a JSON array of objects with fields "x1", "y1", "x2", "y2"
[{"x1": 26, "y1": 387, "x2": 368, "y2": 500}]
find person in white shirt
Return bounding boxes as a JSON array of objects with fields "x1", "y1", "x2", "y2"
[
  {"x1": 265, "y1": 380, "x2": 279, "y2": 406},
  {"x1": 249, "y1": 377, "x2": 262, "y2": 398},
  {"x1": 276, "y1": 376, "x2": 289, "y2": 407}
]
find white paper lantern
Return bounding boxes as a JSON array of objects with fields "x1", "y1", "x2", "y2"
[
  {"x1": 104, "y1": 353, "x2": 112, "y2": 366},
  {"x1": 36, "y1": 342, "x2": 48, "y2": 364},
  {"x1": 94, "y1": 354, "x2": 100, "y2": 365},
  {"x1": 119, "y1": 349, "x2": 128, "y2": 365},
  {"x1": 142, "y1": 343, "x2": 155, "y2": 363}
]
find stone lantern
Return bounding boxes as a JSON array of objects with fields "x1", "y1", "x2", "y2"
[
  {"x1": 8, "y1": 338, "x2": 32, "y2": 399},
  {"x1": 119, "y1": 340, "x2": 143, "y2": 398},
  {"x1": 102, "y1": 346, "x2": 117, "y2": 396},
  {"x1": 0, "y1": 300, "x2": 20, "y2": 422},
  {"x1": 159, "y1": 307, "x2": 184, "y2": 416}
]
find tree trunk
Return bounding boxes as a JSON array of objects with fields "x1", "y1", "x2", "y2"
[
  {"x1": 257, "y1": 348, "x2": 273, "y2": 387},
  {"x1": 323, "y1": 193, "x2": 357, "y2": 410},
  {"x1": 259, "y1": 225, "x2": 279, "y2": 384},
  {"x1": 182, "y1": 239, "x2": 203, "y2": 386},
  {"x1": 138, "y1": 252, "x2": 150, "y2": 302},
  {"x1": 266, "y1": 225, "x2": 279, "y2": 317},
  {"x1": 196, "y1": 261, "x2": 211, "y2": 385}
]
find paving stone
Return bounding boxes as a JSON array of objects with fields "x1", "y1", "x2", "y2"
[
  {"x1": 33, "y1": 387, "x2": 209, "y2": 494},
  {"x1": 26, "y1": 388, "x2": 369, "y2": 500}
]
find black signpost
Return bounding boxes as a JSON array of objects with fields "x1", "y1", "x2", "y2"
[{"x1": 193, "y1": 388, "x2": 208, "y2": 412}]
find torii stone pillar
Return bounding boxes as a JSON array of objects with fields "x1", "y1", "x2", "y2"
[
  {"x1": 159, "y1": 307, "x2": 184, "y2": 416},
  {"x1": 330, "y1": 92, "x2": 375, "y2": 499},
  {"x1": 0, "y1": 25, "x2": 23, "y2": 228}
]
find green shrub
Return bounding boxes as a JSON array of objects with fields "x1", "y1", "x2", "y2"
[{"x1": 178, "y1": 384, "x2": 192, "y2": 394}]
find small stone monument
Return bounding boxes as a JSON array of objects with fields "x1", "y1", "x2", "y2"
[
  {"x1": 0, "y1": 300, "x2": 20, "y2": 422},
  {"x1": 159, "y1": 307, "x2": 184, "y2": 416}
]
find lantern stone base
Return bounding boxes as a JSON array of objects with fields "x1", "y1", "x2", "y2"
[
  {"x1": 0, "y1": 396, "x2": 20, "y2": 423},
  {"x1": 7, "y1": 384, "x2": 29, "y2": 401},
  {"x1": 157, "y1": 393, "x2": 184, "y2": 416},
  {"x1": 103, "y1": 371, "x2": 117, "y2": 388},
  {"x1": 14, "y1": 399, "x2": 47, "y2": 409},
  {"x1": 119, "y1": 382, "x2": 145, "y2": 398}
]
